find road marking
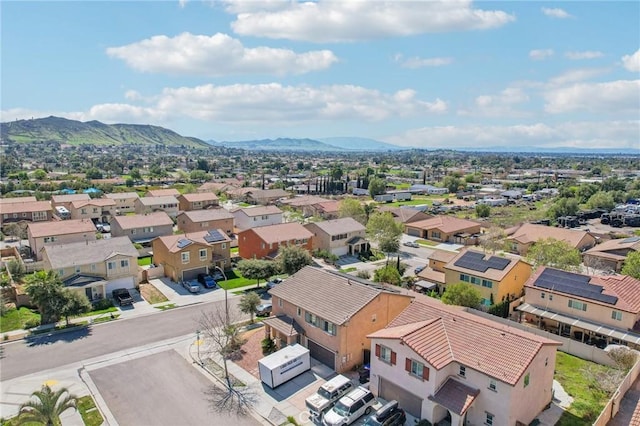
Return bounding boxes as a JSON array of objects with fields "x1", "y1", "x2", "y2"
[{"x1": 43, "y1": 379, "x2": 58, "y2": 386}]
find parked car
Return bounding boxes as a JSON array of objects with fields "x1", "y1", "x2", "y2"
[
  {"x1": 211, "y1": 270, "x2": 225, "y2": 281},
  {"x1": 414, "y1": 266, "x2": 425, "y2": 274},
  {"x1": 305, "y1": 375, "x2": 355, "y2": 421},
  {"x1": 363, "y1": 400, "x2": 406, "y2": 426},
  {"x1": 95, "y1": 222, "x2": 110, "y2": 233},
  {"x1": 112, "y1": 288, "x2": 133, "y2": 306},
  {"x1": 323, "y1": 386, "x2": 376, "y2": 426},
  {"x1": 182, "y1": 280, "x2": 201, "y2": 293},
  {"x1": 197, "y1": 273, "x2": 217, "y2": 289},
  {"x1": 255, "y1": 302, "x2": 272, "y2": 317},
  {"x1": 267, "y1": 277, "x2": 283, "y2": 289},
  {"x1": 403, "y1": 241, "x2": 419, "y2": 248}
]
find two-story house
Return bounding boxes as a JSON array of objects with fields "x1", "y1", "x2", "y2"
[
  {"x1": 404, "y1": 216, "x2": 481, "y2": 245},
  {"x1": 27, "y1": 219, "x2": 97, "y2": 260},
  {"x1": 152, "y1": 229, "x2": 231, "y2": 282},
  {"x1": 505, "y1": 223, "x2": 596, "y2": 256},
  {"x1": 245, "y1": 189, "x2": 289, "y2": 205},
  {"x1": 302, "y1": 200, "x2": 340, "y2": 220},
  {"x1": 104, "y1": 192, "x2": 140, "y2": 215},
  {"x1": 238, "y1": 222, "x2": 313, "y2": 260},
  {"x1": 232, "y1": 206, "x2": 283, "y2": 231},
  {"x1": 583, "y1": 236, "x2": 640, "y2": 273},
  {"x1": 177, "y1": 193, "x2": 219, "y2": 211},
  {"x1": 145, "y1": 188, "x2": 181, "y2": 198},
  {"x1": 134, "y1": 196, "x2": 180, "y2": 217},
  {"x1": 41, "y1": 236, "x2": 139, "y2": 302},
  {"x1": 518, "y1": 267, "x2": 640, "y2": 349},
  {"x1": 0, "y1": 200, "x2": 52, "y2": 227},
  {"x1": 442, "y1": 248, "x2": 533, "y2": 307},
  {"x1": 304, "y1": 217, "x2": 369, "y2": 257},
  {"x1": 176, "y1": 209, "x2": 234, "y2": 235},
  {"x1": 266, "y1": 266, "x2": 413, "y2": 372},
  {"x1": 379, "y1": 206, "x2": 432, "y2": 226},
  {"x1": 415, "y1": 250, "x2": 457, "y2": 293},
  {"x1": 110, "y1": 212, "x2": 174, "y2": 244},
  {"x1": 368, "y1": 298, "x2": 561, "y2": 425},
  {"x1": 69, "y1": 198, "x2": 116, "y2": 223},
  {"x1": 51, "y1": 193, "x2": 90, "y2": 211}
]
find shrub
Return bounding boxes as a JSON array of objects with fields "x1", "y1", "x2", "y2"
[
  {"x1": 416, "y1": 420, "x2": 432, "y2": 426},
  {"x1": 261, "y1": 337, "x2": 276, "y2": 355},
  {"x1": 92, "y1": 298, "x2": 114, "y2": 311},
  {"x1": 356, "y1": 270, "x2": 370, "y2": 279},
  {"x1": 7, "y1": 260, "x2": 25, "y2": 280},
  {"x1": 24, "y1": 318, "x2": 41, "y2": 329}
]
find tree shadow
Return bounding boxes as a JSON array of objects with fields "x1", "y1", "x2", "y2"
[{"x1": 24, "y1": 325, "x2": 93, "y2": 347}]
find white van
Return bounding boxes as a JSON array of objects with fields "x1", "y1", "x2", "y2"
[
  {"x1": 322, "y1": 386, "x2": 376, "y2": 426},
  {"x1": 305, "y1": 375, "x2": 354, "y2": 420}
]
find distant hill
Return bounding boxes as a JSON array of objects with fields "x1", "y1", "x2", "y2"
[
  {"x1": 0, "y1": 116, "x2": 210, "y2": 148},
  {"x1": 212, "y1": 138, "x2": 348, "y2": 152},
  {"x1": 318, "y1": 137, "x2": 401, "y2": 151}
]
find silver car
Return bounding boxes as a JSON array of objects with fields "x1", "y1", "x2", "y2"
[{"x1": 182, "y1": 280, "x2": 201, "y2": 293}]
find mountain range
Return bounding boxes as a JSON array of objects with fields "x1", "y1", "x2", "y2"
[{"x1": 209, "y1": 136, "x2": 400, "y2": 152}]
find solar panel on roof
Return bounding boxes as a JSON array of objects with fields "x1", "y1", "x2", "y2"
[
  {"x1": 534, "y1": 268, "x2": 619, "y2": 305},
  {"x1": 204, "y1": 229, "x2": 226, "y2": 243},
  {"x1": 177, "y1": 238, "x2": 193, "y2": 249},
  {"x1": 622, "y1": 236, "x2": 640, "y2": 243},
  {"x1": 453, "y1": 251, "x2": 509, "y2": 273},
  {"x1": 486, "y1": 256, "x2": 510, "y2": 270}
]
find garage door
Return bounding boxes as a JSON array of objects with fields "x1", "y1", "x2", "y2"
[
  {"x1": 182, "y1": 267, "x2": 207, "y2": 282},
  {"x1": 332, "y1": 246, "x2": 348, "y2": 257},
  {"x1": 307, "y1": 339, "x2": 335, "y2": 370},
  {"x1": 406, "y1": 228, "x2": 421, "y2": 237},
  {"x1": 379, "y1": 377, "x2": 422, "y2": 418},
  {"x1": 105, "y1": 276, "x2": 135, "y2": 293}
]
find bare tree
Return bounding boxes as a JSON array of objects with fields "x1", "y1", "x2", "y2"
[{"x1": 479, "y1": 226, "x2": 507, "y2": 254}]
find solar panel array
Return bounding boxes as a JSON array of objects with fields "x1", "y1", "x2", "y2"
[
  {"x1": 177, "y1": 238, "x2": 193, "y2": 249},
  {"x1": 204, "y1": 229, "x2": 226, "y2": 243},
  {"x1": 453, "y1": 251, "x2": 511, "y2": 273},
  {"x1": 534, "y1": 268, "x2": 619, "y2": 305},
  {"x1": 622, "y1": 236, "x2": 640, "y2": 244}
]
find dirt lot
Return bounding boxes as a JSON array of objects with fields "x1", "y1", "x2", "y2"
[
  {"x1": 233, "y1": 326, "x2": 266, "y2": 379},
  {"x1": 139, "y1": 282, "x2": 168, "y2": 304}
]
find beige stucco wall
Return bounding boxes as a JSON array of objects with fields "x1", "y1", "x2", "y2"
[
  {"x1": 152, "y1": 240, "x2": 230, "y2": 282},
  {"x1": 29, "y1": 232, "x2": 96, "y2": 261},
  {"x1": 177, "y1": 216, "x2": 234, "y2": 235}
]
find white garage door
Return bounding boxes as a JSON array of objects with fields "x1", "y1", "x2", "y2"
[
  {"x1": 332, "y1": 246, "x2": 349, "y2": 257},
  {"x1": 407, "y1": 228, "x2": 421, "y2": 237},
  {"x1": 105, "y1": 276, "x2": 135, "y2": 293}
]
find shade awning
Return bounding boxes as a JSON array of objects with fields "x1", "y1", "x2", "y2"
[
  {"x1": 517, "y1": 303, "x2": 640, "y2": 345},
  {"x1": 428, "y1": 378, "x2": 479, "y2": 415},
  {"x1": 263, "y1": 315, "x2": 303, "y2": 337},
  {"x1": 414, "y1": 280, "x2": 437, "y2": 290}
]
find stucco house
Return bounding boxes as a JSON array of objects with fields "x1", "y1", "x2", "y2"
[
  {"x1": 302, "y1": 200, "x2": 340, "y2": 220},
  {"x1": 245, "y1": 188, "x2": 289, "y2": 205},
  {"x1": 505, "y1": 223, "x2": 596, "y2": 256},
  {"x1": 238, "y1": 222, "x2": 313, "y2": 260},
  {"x1": 415, "y1": 250, "x2": 457, "y2": 292},
  {"x1": 27, "y1": 219, "x2": 97, "y2": 260},
  {"x1": 232, "y1": 206, "x2": 283, "y2": 231},
  {"x1": 266, "y1": 266, "x2": 413, "y2": 372},
  {"x1": 404, "y1": 216, "x2": 481, "y2": 245},
  {"x1": 68, "y1": 198, "x2": 116, "y2": 222},
  {"x1": 379, "y1": 206, "x2": 432, "y2": 226},
  {"x1": 177, "y1": 209, "x2": 234, "y2": 235},
  {"x1": 304, "y1": 217, "x2": 369, "y2": 257},
  {"x1": 51, "y1": 193, "x2": 90, "y2": 211},
  {"x1": 110, "y1": 212, "x2": 174, "y2": 244},
  {"x1": 152, "y1": 229, "x2": 231, "y2": 282},
  {"x1": 0, "y1": 200, "x2": 52, "y2": 226},
  {"x1": 104, "y1": 192, "x2": 139, "y2": 215},
  {"x1": 41, "y1": 236, "x2": 139, "y2": 302},
  {"x1": 368, "y1": 298, "x2": 561, "y2": 425},
  {"x1": 177, "y1": 192, "x2": 219, "y2": 211},
  {"x1": 442, "y1": 248, "x2": 533, "y2": 307},
  {"x1": 583, "y1": 236, "x2": 640, "y2": 273},
  {"x1": 145, "y1": 188, "x2": 181, "y2": 198},
  {"x1": 134, "y1": 196, "x2": 179, "y2": 217},
  {"x1": 518, "y1": 267, "x2": 640, "y2": 349}
]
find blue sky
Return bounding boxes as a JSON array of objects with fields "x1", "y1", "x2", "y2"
[{"x1": 2, "y1": 1, "x2": 639, "y2": 150}]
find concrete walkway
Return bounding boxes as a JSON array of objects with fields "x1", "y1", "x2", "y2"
[
  {"x1": 535, "y1": 380, "x2": 574, "y2": 426},
  {"x1": 609, "y1": 375, "x2": 640, "y2": 426}
]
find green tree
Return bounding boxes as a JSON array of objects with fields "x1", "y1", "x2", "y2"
[
  {"x1": 278, "y1": 245, "x2": 312, "y2": 275},
  {"x1": 236, "y1": 259, "x2": 279, "y2": 288},
  {"x1": 238, "y1": 292, "x2": 261, "y2": 324},
  {"x1": 338, "y1": 198, "x2": 366, "y2": 224},
  {"x1": 586, "y1": 191, "x2": 615, "y2": 211},
  {"x1": 373, "y1": 265, "x2": 402, "y2": 286},
  {"x1": 622, "y1": 251, "x2": 640, "y2": 279},
  {"x1": 18, "y1": 385, "x2": 78, "y2": 426},
  {"x1": 442, "y1": 283, "x2": 482, "y2": 308},
  {"x1": 475, "y1": 204, "x2": 491, "y2": 218},
  {"x1": 129, "y1": 168, "x2": 142, "y2": 180},
  {"x1": 24, "y1": 271, "x2": 67, "y2": 324},
  {"x1": 526, "y1": 238, "x2": 581, "y2": 271},
  {"x1": 32, "y1": 169, "x2": 48, "y2": 180},
  {"x1": 442, "y1": 175, "x2": 464, "y2": 193},
  {"x1": 366, "y1": 212, "x2": 402, "y2": 258},
  {"x1": 547, "y1": 197, "x2": 579, "y2": 219},
  {"x1": 60, "y1": 291, "x2": 92, "y2": 326},
  {"x1": 367, "y1": 177, "x2": 386, "y2": 199}
]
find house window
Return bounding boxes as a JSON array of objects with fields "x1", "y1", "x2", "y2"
[
  {"x1": 93, "y1": 208, "x2": 98, "y2": 213},
  {"x1": 431, "y1": 231, "x2": 441, "y2": 240},
  {"x1": 221, "y1": 243, "x2": 226, "y2": 249},
  {"x1": 481, "y1": 279, "x2": 493, "y2": 288},
  {"x1": 297, "y1": 307, "x2": 301, "y2": 317},
  {"x1": 305, "y1": 312, "x2": 316, "y2": 325},
  {"x1": 199, "y1": 249, "x2": 207, "y2": 261},
  {"x1": 481, "y1": 298, "x2": 491, "y2": 306},
  {"x1": 261, "y1": 243, "x2": 266, "y2": 249},
  {"x1": 612, "y1": 310, "x2": 623, "y2": 321},
  {"x1": 58, "y1": 269, "x2": 64, "y2": 276},
  {"x1": 131, "y1": 229, "x2": 137, "y2": 235},
  {"x1": 541, "y1": 292, "x2": 545, "y2": 299},
  {"x1": 568, "y1": 299, "x2": 587, "y2": 311},
  {"x1": 489, "y1": 379, "x2": 497, "y2": 391},
  {"x1": 323, "y1": 321, "x2": 336, "y2": 336},
  {"x1": 460, "y1": 274, "x2": 470, "y2": 282},
  {"x1": 75, "y1": 266, "x2": 81, "y2": 273},
  {"x1": 91, "y1": 264, "x2": 97, "y2": 271},
  {"x1": 376, "y1": 344, "x2": 395, "y2": 365},
  {"x1": 549, "y1": 294, "x2": 553, "y2": 300},
  {"x1": 182, "y1": 252, "x2": 190, "y2": 264},
  {"x1": 524, "y1": 373, "x2": 530, "y2": 387},
  {"x1": 81, "y1": 208, "x2": 87, "y2": 214},
  {"x1": 33, "y1": 211, "x2": 48, "y2": 221},
  {"x1": 107, "y1": 261, "x2": 116, "y2": 270},
  {"x1": 120, "y1": 259, "x2": 129, "y2": 268},
  {"x1": 485, "y1": 413, "x2": 494, "y2": 426},
  {"x1": 406, "y1": 359, "x2": 427, "y2": 380},
  {"x1": 44, "y1": 236, "x2": 56, "y2": 243},
  {"x1": 459, "y1": 365, "x2": 466, "y2": 377},
  {"x1": 201, "y1": 222, "x2": 209, "y2": 227},
  {"x1": 278, "y1": 298, "x2": 283, "y2": 308}
]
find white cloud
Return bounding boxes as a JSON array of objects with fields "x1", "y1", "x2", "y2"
[
  {"x1": 395, "y1": 54, "x2": 453, "y2": 69},
  {"x1": 178, "y1": 0, "x2": 188, "y2": 9},
  {"x1": 547, "y1": 68, "x2": 610, "y2": 86},
  {"x1": 529, "y1": 49, "x2": 554, "y2": 61},
  {"x1": 544, "y1": 80, "x2": 640, "y2": 114},
  {"x1": 565, "y1": 51, "x2": 604, "y2": 60},
  {"x1": 386, "y1": 120, "x2": 640, "y2": 150},
  {"x1": 106, "y1": 32, "x2": 337, "y2": 76},
  {"x1": 622, "y1": 49, "x2": 640, "y2": 72},
  {"x1": 458, "y1": 87, "x2": 530, "y2": 117},
  {"x1": 228, "y1": 1, "x2": 515, "y2": 42},
  {"x1": 541, "y1": 7, "x2": 572, "y2": 19}
]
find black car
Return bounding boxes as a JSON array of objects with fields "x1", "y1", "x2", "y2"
[
  {"x1": 112, "y1": 288, "x2": 134, "y2": 306},
  {"x1": 363, "y1": 400, "x2": 406, "y2": 426}
]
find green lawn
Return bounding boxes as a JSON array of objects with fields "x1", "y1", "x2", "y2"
[
  {"x1": 415, "y1": 239, "x2": 437, "y2": 247},
  {"x1": 0, "y1": 307, "x2": 41, "y2": 333},
  {"x1": 218, "y1": 270, "x2": 257, "y2": 290},
  {"x1": 77, "y1": 395, "x2": 104, "y2": 426},
  {"x1": 137, "y1": 256, "x2": 152, "y2": 266},
  {"x1": 155, "y1": 303, "x2": 176, "y2": 311},
  {"x1": 231, "y1": 247, "x2": 239, "y2": 254},
  {"x1": 77, "y1": 306, "x2": 118, "y2": 317},
  {"x1": 555, "y1": 352, "x2": 617, "y2": 425},
  {"x1": 339, "y1": 267, "x2": 357, "y2": 273}
]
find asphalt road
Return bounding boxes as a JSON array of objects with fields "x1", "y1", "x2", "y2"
[
  {"x1": 90, "y1": 350, "x2": 259, "y2": 426},
  {"x1": 1, "y1": 298, "x2": 246, "y2": 381}
]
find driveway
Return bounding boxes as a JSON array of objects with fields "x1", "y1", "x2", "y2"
[
  {"x1": 89, "y1": 349, "x2": 259, "y2": 426},
  {"x1": 148, "y1": 277, "x2": 229, "y2": 304}
]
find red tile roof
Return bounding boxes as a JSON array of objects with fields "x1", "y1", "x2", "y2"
[
  {"x1": 1, "y1": 201, "x2": 52, "y2": 214},
  {"x1": 407, "y1": 215, "x2": 480, "y2": 234},
  {"x1": 180, "y1": 193, "x2": 219, "y2": 202},
  {"x1": 28, "y1": 219, "x2": 96, "y2": 237},
  {"x1": 246, "y1": 222, "x2": 313, "y2": 244},
  {"x1": 506, "y1": 223, "x2": 593, "y2": 248},
  {"x1": 112, "y1": 212, "x2": 174, "y2": 229},
  {"x1": 147, "y1": 188, "x2": 180, "y2": 197}
]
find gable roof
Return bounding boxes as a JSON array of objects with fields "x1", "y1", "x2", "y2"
[
  {"x1": 28, "y1": 219, "x2": 96, "y2": 237},
  {"x1": 445, "y1": 248, "x2": 528, "y2": 281},
  {"x1": 407, "y1": 215, "x2": 480, "y2": 234},
  {"x1": 506, "y1": 223, "x2": 593, "y2": 247},
  {"x1": 369, "y1": 298, "x2": 560, "y2": 385},
  {"x1": 584, "y1": 236, "x2": 640, "y2": 255},
  {"x1": 137, "y1": 196, "x2": 179, "y2": 206},
  {"x1": 51, "y1": 194, "x2": 90, "y2": 203},
  {"x1": 246, "y1": 189, "x2": 289, "y2": 200},
  {"x1": 243, "y1": 222, "x2": 312, "y2": 244},
  {"x1": 269, "y1": 266, "x2": 410, "y2": 325},
  {"x1": 44, "y1": 236, "x2": 138, "y2": 269},
  {"x1": 71, "y1": 198, "x2": 116, "y2": 208},
  {"x1": 1, "y1": 201, "x2": 52, "y2": 214},
  {"x1": 379, "y1": 206, "x2": 432, "y2": 224},
  {"x1": 280, "y1": 195, "x2": 331, "y2": 207},
  {"x1": 179, "y1": 209, "x2": 234, "y2": 222},
  {"x1": 235, "y1": 205, "x2": 283, "y2": 217},
  {"x1": 0, "y1": 196, "x2": 37, "y2": 204},
  {"x1": 179, "y1": 192, "x2": 219, "y2": 202},
  {"x1": 307, "y1": 217, "x2": 365, "y2": 235},
  {"x1": 146, "y1": 188, "x2": 180, "y2": 197},
  {"x1": 155, "y1": 229, "x2": 231, "y2": 253},
  {"x1": 314, "y1": 200, "x2": 340, "y2": 213},
  {"x1": 112, "y1": 212, "x2": 174, "y2": 229},
  {"x1": 105, "y1": 192, "x2": 140, "y2": 200}
]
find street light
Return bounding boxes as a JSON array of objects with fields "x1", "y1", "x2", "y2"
[
  {"x1": 214, "y1": 265, "x2": 229, "y2": 325},
  {"x1": 195, "y1": 329, "x2": 201, "y2": 365}
]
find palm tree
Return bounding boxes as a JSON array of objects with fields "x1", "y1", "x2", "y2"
[{"x1": 18, "y1": 385, "x2": 78, "y2": 426}]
